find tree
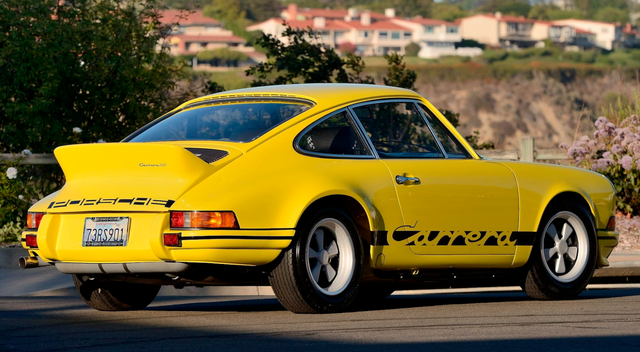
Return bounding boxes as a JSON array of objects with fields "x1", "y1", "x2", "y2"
[
  {"x1": 594, "y1": 6, "x2": 630, "y2": 24},
  {"x1": 431, "y1": 3, "x2": 468, "y2": 22},
  {"x1": 197, "y1": 48, "x2": 249, "y2": 66},
  {"x1": 246, "y1": 25, "x2": 373, "y2": 86},
  {"x1": 243, "y1": 25, "x2": 494, "y2": 150},
  {"x1": 204, "y1": 0, "x2": 279, "y2": 25},
  {"x1": 479, "y1": 0, "x2": 531, "y2": 17},
  {"x1": 0, "y1": 0, "x2": 191, "y2": 153},
  {"x1": 383, "y1": 53, "x2": 417, "y2": 91}
]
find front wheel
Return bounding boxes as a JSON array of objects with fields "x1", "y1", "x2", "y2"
[
  {"x1": 523, "y1": 202, "x2": 597, "y2": 300},
  {"x1": 269, "y1": 209, "x2": 363, "y2": 313},
  {"x1": 73, "y1": 275, "x2": 161, "y2": 311}
]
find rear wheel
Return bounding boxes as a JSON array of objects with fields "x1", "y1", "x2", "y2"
[
  {"x1": 269, "y1": 209, "x2": 363, "y2": 313},
  {"x1": 73, "y1": 275, "x2": 160, "y2": 311},
  {"x1": 523, "y1": 202, "x2": 597, "y2": 300}
]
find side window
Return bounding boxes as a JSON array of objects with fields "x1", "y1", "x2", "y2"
[
  {"x1": 418, "y1": 104, "x2": 470, "y2": 159},
  {"x1": 298, "y1": 111, "x2": 370, "y2": 156},
  {"x1": 352, "y1": 102, "x2": 443, "y2": 158}
]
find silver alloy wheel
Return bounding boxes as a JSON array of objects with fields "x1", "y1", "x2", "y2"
[
  {"x1": 305, "y1": 218, "x2": 355, "y2": 296},
  {"x1": 540, "y1": 211, "x2": 590, "y2": 283}
]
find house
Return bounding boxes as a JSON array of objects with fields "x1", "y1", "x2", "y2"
[
  {"x1": 459, "y1": 13, "x2": 538, "y2": 49},
  {"x1": 551, "y1": 19, "x2": 621, "y2": 50},
  {"x1": 280, "y1": 4, "x2": 387, "y2": 22},
  {"x1": 622, "y1": 23, "x2": 640, "y2": 48},
  {"x1": 159, "y1": 10, "x2": 250, "y2": 56},
  {"x1": 531, "y1": 21, "x2": 596, "y2": 49},
  {"x1": 391, "y1": 17, "x2": 480, "y2": 58},
  {"x1": 248, "y1": 10, "x2": 415, "y2": 56}
]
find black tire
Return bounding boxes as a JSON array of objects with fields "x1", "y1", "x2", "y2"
[
  {"x1": 73, "y1": 275, "x2": 161, "y2": 311},
  {"x1": 523, "y1": 201, "x2": 597, "y2": 300},
  {"x1": 269, "y1": 209, "x2": 363, "y2": 313}
]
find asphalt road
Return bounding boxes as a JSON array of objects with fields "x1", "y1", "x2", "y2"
[{"x1": 2, "y1": 287, "x2": 640, "y2": 352}]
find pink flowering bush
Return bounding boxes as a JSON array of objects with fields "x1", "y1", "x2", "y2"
[{"x1": 561, "y1": 115, "x2": 640, "y2": 216}]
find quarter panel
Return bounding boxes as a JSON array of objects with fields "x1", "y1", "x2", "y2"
[
  {"x1": 499, "y1": 162, "x2": 616, "y2": 231},
  {"x1": 174, "y1": 123, "x2": 405, "y2": 236}
]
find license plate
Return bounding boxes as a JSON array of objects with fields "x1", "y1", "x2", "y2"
[{"x1": 82, "y1": 217, "x2": 130, "y2": 247}]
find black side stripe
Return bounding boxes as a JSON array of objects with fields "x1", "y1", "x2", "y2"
[
  {"x1": 181, "y1": 236, "x2": 294, "y2": 241},
  {"x1": 372, "y1": 231, "x2": 389, "y2": 246},
  {"x1": 510, "y1": 231, "x2": 536, "y2": 246}
]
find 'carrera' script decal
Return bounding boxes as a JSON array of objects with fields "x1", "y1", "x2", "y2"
[
  {"x1": 48, "y1": 198, "x2": 175, "y2": 209},
  {"x1": 389, "y1": 223, "x2": 534, "y2": 247}
]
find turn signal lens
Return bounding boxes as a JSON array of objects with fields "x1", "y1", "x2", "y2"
[
  {"x1": 163, "y1": 233, "x2": 181, "y2": 247},
  {"x1": 25, "y1": 234, "x2": 38, "y2": 248},
  {"x1": 606, "y1": 216, "x2": 616, "y2": 231},
  {"x1": 170, "y1": 211, "x2": 239, "y2": 229},
  {"x1": 26, "y1": 212, "x2": 44, "y2": 229}
]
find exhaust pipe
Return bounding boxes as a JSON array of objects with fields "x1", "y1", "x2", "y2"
[{"x1": 19, "y1": 256, "x2": 40, "y2": 269}]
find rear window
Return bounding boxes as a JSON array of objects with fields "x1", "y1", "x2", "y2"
[{"x1": 127, "y1": 99, "x2": 312, "y2": 143}]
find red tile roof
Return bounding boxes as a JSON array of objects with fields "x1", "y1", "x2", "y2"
[
  {"x1": 271, "y1": 18, "x2": 409, "y2": 31},
  {"x1": 463, "y1": 13, "x2": 536, "y2": 24},
  {"x1": 343, "y1": 20, "x2": 410, "y2": 30},
  {"x1": 553, "y1": 18, "x2": 618, "y2": 26},
  {"x1": 285, "y1": 19, "x2": 352, "y2": 30},
  {"x1": 405, "y1": 17, "x2": 457, "y2": 26},
  {"x1": 159, "y1": 10, "x2": 220, "y2": 26},
  {"x1": 294, "y1": 8, "x2": 387, "y2": 20}
]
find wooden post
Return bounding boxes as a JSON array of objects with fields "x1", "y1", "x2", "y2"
[{"x1": 520, "y1": 136, "x2": 535, "y2": 162}]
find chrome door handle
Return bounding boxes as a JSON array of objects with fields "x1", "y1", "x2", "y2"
[{"x1": 395, "y1": 175, "x2": 420, "y2": 185}]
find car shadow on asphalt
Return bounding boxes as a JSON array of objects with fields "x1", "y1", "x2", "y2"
[{"x1": 146, "y1": 287, "x2": 640, "y2": 313}]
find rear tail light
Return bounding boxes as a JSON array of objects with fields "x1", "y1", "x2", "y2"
[
  {"x1": 170, "y1": 211, "x2": 239, "y2": 229},
  {"x1": 27, "y1": 212, "x2": 44, "y2": 229},
  {"x1": 163, "y1": 233, "x2": 181, "y2": 247},
  {"x1": 606, "y1": 216, "x2": 616, "y2": 231},
  {"x1": 25, "y1": 234, "x2": 38, "y2": 248}
]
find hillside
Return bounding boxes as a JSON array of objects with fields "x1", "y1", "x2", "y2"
[{"x1": 209, "y1": 64, "x2": 637, "y2": 150}]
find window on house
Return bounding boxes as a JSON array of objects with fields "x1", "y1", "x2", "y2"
[
  {"x1": 359, "y1": 30, "x2": 370, "y2": 38},
  {"x1": 446, "y1": 26, "x2": 458, "y2": 34},
  {"x1": 404, "y1": 31, "x2": 412, "y2": 39},
  {"x1": 391, "y1": 31, "x2": 400, "y2": 40},
  {"x1": 425, "y1": 26, "x2": 434, "y2": 33},
  {"x1": 379, "y1": 31, "x2": 388, "y2": 39}
]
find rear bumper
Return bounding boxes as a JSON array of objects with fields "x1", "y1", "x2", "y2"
[
  {"x1": 22, "y1": 212, "x2": 294, "y2": 271},
  {"x1": 597, "y1": 230, "x2": 619, "y2": 268}
]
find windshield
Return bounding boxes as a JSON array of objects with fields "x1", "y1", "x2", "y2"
[{"x1": 127, "y1": 99, "x2": 313, "y2": 143}]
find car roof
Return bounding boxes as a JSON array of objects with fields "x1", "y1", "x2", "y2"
[{"x1": 175, "y1": 83, "x2": 424, "y2": 111}]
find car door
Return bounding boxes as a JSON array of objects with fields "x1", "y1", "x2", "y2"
[{"x1": 350, "y1": 100, "x2": 519, "y2": 268}]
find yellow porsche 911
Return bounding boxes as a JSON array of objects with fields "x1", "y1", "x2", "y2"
[{"x1": 20, "y1": 84, "x2": 618, "y2": 313}]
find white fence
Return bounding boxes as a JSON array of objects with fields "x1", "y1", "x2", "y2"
[{"x1": 0, "y1": 136, "x2": 568, "y2": 165}]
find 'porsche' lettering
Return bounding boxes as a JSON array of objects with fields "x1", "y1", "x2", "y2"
[{"x1": 48, "y1": 198, "x2": 175, "y2": 209}]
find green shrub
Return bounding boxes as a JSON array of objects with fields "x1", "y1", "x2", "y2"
[{"x1": 405, "y1": 42, "x2": 421, "y2": 57}]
